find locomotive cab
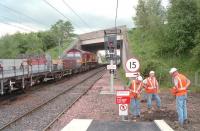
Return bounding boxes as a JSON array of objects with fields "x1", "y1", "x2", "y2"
[{"x1": 62, "y1": 49, "x2": 83, "y2": 72}]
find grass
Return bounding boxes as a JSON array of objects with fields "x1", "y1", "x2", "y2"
[{"x1": 118, "y1": 66, "x2": 129, "y2": 86}]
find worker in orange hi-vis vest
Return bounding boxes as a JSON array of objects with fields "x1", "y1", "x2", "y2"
[
  {"x1": 129, "y1": 76, "x2": 144, "y2": 121},
  {"x1": 143, "y1": 71, "x2": 161, "y2": 113},
  {"x1": 169, "y1": 68, "x2": 191, "y2": 126}
]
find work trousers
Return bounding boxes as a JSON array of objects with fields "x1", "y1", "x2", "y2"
[
  {"x1": 130, "y1": 98, "x2": 140, "y2": 116},
  {"x1": 176, "y1": 94, "x2": 187, "y2": 125}
]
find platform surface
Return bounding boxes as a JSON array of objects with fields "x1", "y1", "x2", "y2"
[
  {"x1": 62, "y1": 119, "x2": 162, "y2": 131},
  {"x1": 87, "y1": 120, "x2": 160, "y2": 131}
]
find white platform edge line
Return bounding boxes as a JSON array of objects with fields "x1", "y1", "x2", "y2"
[
  {"x1": 154, "y1": 120, "x2": 174, "y2": 131},
  {"x1": 61, "y1": 119, "x2": 93, "y2": 131}
]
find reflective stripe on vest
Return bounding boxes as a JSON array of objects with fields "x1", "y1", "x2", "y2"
[
  {"x1": 175, "y1": 74, "x2": 187, "y2": 91},
  {"x1": 147, "y1": 77, "x2": 157, "y2": 89},
  {"x1": 131, "y1": 80, "x2": 141, "y2": 93}
]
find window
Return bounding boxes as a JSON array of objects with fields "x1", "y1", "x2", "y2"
[
  {"x1": 74, "y1": 53, "x2": 81, "y2": 58},
  {"x1": 66, "y1": 53, "x2": 74, "y2": 58}
]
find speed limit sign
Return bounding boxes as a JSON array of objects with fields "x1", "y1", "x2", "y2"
[{"x1": 126, "y1": 58, "x2": 140, "y2": 72}]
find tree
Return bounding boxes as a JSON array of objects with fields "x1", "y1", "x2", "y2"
[
  {"x1": 50, "y1": 20, "x2": 74, "y2": 58},
  {"x1": 167, "y1": 0, "x2": 199, "y2": 55},
  {"x1": 133, "y1": 0, "x2": 165, "y2": 44},
  {"x1": 191, "y1": 1, "x2": 200, "y2": 61},
  {"x1": 0, "y1": 20, "x2": 75, "y2": 58},
  {"x1": 37, "y1": 31, "x2": 57, "y2": 51},
  {"x1": 50, "y1": 20, "x2": 74, "y2": 43}
]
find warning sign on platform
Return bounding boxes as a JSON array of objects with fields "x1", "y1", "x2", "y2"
[
  {"x1": 116, "y1": 96, "x2": 130, "y2": 104},
  {"x1": 119, "y1": 104, "x2": 128, "y2": 116},
  {"x1": 116, "y1": 90, "x2": 130, "y2": 116}
]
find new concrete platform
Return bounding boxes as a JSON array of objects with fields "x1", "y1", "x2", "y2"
[{"x1": 61, "y1": 119, "x2": 174, "y2": 131}]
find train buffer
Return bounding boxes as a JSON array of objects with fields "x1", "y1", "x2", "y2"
[{"x1": 61, "y1": 119, "x2": 174, "y2": 131}]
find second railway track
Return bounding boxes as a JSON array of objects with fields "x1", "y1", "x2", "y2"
[{"x1": 0, "y1": 67, "x2": 105, "y2": 131}]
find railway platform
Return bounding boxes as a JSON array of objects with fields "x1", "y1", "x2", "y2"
[
  {"x1": 62, "y1": 119, "x2": 174, "y2": 131},
  {"x1": 49, "y1": 70, "x2": 174, "y2": 131}
]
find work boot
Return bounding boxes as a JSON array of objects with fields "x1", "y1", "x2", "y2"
[
  {"x1": 184, "y1": 119, "x2": 190, "y2": 124},
  {"x1": 137, "y1": 115, "x2": 141, "y2": 118},
  {"x1": 132, "y1": 116, "x2": 137, "y2": 122},
  {"x1": 129, "y1": 115, "x2": 134, "y2": 120},
  {"x1": 148, "y1": 108, "x2": 152, "y2": 113},
  {"x1": 174, "y1": 121, "x2": 180, "y2": 129},
  {"x1": 157, "y1": 107, "x2": 165, "y2": 111}
]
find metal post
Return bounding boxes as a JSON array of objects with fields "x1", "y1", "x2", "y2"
[
  {"x1": 58, "y1": 38, "x2": 61, "y2": 59},
  {"x1": 1, "y1": 80, "x2": 4, "y2": 95},
  {"x1": 30, "y1": 76, "x2": 33, "y2": 86},
  {"x1": 22, "y1": 77, "x2": 25, "y2": 89},
  {"x1": 22, "y1": 66, "x2": 25, "y2": 89},
  {"x1": 1, "y1": 67, "x2": 4, "y2": 95},
  {"x1": 110, "y1": 59, "x2": 114, "y2": 93},
  {"x1": 38, "y1": 57, "x2": 39, "y2": 73}
]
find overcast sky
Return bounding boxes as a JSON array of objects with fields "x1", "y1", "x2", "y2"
[{"x1": 0, "y1": 0, "x2": 169, "y2": 36}]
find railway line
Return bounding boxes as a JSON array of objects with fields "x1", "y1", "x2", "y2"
[{"x1": 0, "y1": 67, "x2": 105, "y2": 131}]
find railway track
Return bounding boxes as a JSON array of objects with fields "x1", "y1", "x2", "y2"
[{"x1": 0, "y1": 67, "x2": 105, "y2": 131}]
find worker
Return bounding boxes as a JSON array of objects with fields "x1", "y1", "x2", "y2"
[
  {"x1": 129, "y1": 76, "x2": 144, "y2": 121},
  {"x1": 169, "y1": 68, "x2": 191, "y2": 126},
  {"x1": 143, "y1": 71, "x2": 161, "y2": 113}
]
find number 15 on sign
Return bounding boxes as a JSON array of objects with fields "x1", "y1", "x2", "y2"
[{"x1": 126, "y1": 58, "x2": 140, "y2": 72}]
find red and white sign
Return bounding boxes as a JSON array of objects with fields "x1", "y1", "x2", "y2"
[
  {"x1": 119, "y1": 104, "x2": 128, "y2": 116},
  {"x1": 116, "y1": 90, "x2": 130, "y2": 104},
  {"x1": 116, "y1": 90, "x2": 130, "y2": 116},
  {"x1": 126, "y1": 58, "x2": 140, "y2": 72},
  {"x1": 116, "y1": 96, "x2": 130, "y2": 104},
  {"x1": 120, "y1": 104, "x2": 127, "y2": 111}
]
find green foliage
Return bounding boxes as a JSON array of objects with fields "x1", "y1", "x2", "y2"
[
  {"x1": 118, "y1": 66, "x2": 129, "y2": 85},
  {"x1": 133, "y1": 0, "x2": 166, "y2": 44},
  {"x1": 166, "y1": 0, "x2": 199, "y2": 55},
  {"x1": 191, "y1": 32, "x2": 200, "y2": 62},
  {"x1": 128, "y1": 0, "x2": 200, "y2": 91},
  {"x1": 0, "y1": 20, "x2": 75, "y2": 58},
  {"x1": 37, "y1": 31, "x2": 57, "y2": 51},
  {"x1": 47, "y1": 38, "x2": 73, "y2": 59},
  {"x1": 50, "y1": 20, "x2": 74, "y2": 39}
]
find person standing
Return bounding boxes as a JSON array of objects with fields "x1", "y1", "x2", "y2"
[
  {"x1": 129, "y1": 76, "x2": 144, "y2": 121},
  {"x1": 169, "y1": 68, "x2": 191, "y2": 126},
  {"x1": 143, "y1": 71, "x2": 161, "y2": 113}
]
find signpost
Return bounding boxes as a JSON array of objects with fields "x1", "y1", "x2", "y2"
[
  {"x1": 116, "y1": 90, "x2": 130, "y2": 117},
  {"x1": 104, "y1": 29, "x2": 119, "y2": 93}
]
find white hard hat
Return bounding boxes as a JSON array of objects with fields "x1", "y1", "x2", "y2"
[
  {"x1": 149, "y1": 71, "x2": 155, "y2": 74},
  {"x1": 169, "y1": 68, "x2": 177, "y2": 74},
  {"x1": 137, "y1": 76, "x2": 143, "y2": 81}
]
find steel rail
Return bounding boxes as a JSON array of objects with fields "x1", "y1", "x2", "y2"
[{"x1": 0, "y1": 67, "x2": 105, "y2": 130}]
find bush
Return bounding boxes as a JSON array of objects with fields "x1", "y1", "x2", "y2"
[{"x1": 191, "y1": 32, "x2": 200, "y2": 61}]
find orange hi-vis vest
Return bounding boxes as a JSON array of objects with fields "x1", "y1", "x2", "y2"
[
  {"x1": 145, "y1": 77, "x2": 158, "y2": 94},
  {"x1": 129, "y1": 80, "x2": 142, "y2": 98},
  {"x1": 173, "y1": 73, "x2": 188, "y2": 96}
]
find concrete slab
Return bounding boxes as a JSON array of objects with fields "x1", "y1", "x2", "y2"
[
  {"x1": 87, "y1": 120, "x2": 160, "y2": 131},
  {"x1": 154, "y1": 120, "x2": 174, "y2": 131},
  {"x1": 61, "y1": 119, "x2": 92, "y2": 131},
  {"x1": 62, "y1": 119, "x2": 163, "y2": 131}
]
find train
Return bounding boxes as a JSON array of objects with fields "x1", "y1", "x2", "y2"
[{"x1": 0, "y1": 48, "x2": 98, "y2": 95}]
